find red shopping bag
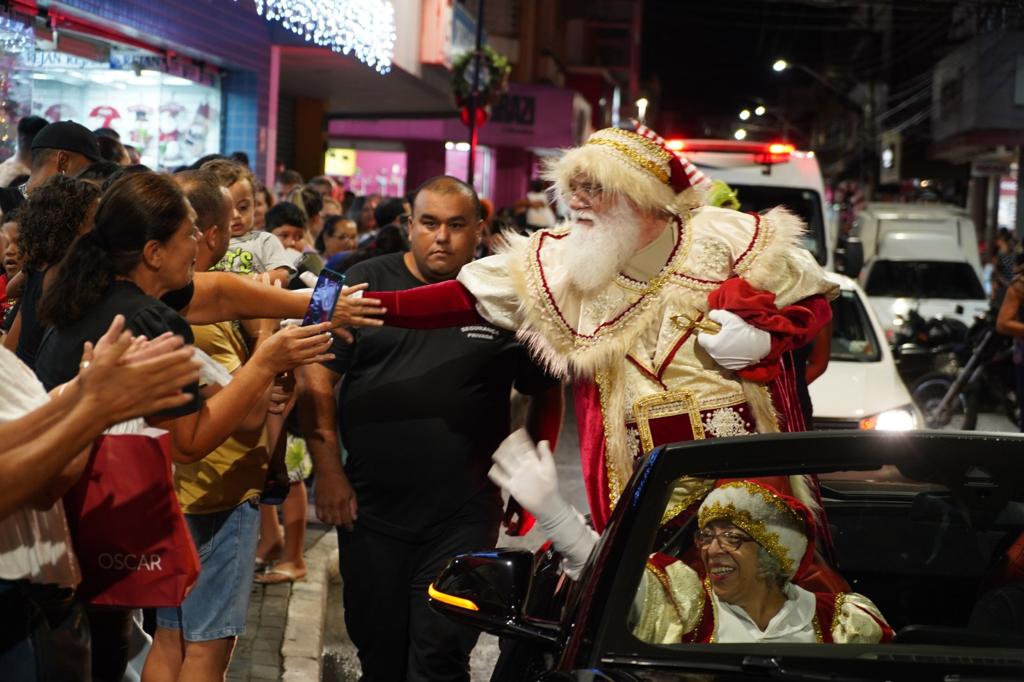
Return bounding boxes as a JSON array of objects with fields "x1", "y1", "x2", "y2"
[{"x1": 62, "y1": 426, "x2": 200, "y2": 608}]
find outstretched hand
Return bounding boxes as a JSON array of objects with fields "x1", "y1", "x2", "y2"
[{"x1": 328, "y1": 283, "x2": 386, "y2": 344}]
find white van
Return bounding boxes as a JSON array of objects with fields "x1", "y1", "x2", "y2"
[
  {"x1": 669, "y1": 139, "x2": 835, "y2": 271},
  {"x1": 853, "y1": 202, "x2": 988, "y2": 337}
]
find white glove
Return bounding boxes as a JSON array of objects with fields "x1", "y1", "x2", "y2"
[
  {"x1": 696, "y1": 309, "x2": 772, "y2": 371},
  {"x1": 489, "y1": 429, "x2": 598, "y2": 579}
]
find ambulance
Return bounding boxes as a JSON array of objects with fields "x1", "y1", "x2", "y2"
[{"x1": 667, "y1": 138, "x2": 836, "y2": 272}]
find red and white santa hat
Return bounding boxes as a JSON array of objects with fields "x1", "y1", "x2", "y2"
[{"x1": 697, "y1": 478, "x2": 816, "y2": 580}]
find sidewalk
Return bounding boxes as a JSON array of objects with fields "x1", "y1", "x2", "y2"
[{"x1": 227, "y1": 520, "x2": 332, "y2": 682}]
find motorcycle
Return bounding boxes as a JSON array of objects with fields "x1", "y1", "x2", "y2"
[
  {"x1": 891, "y1": 307, "x2": 967, "y2": 387},
  {"x1": 911, "y1": 309, "x2": 1019, "y2": 430}
]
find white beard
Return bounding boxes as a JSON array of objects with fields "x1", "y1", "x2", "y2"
[{"x1": 561, "y1": 201, "x2": 643, "y2": 295}]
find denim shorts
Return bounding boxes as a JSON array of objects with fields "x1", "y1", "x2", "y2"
[{"x1": 156, "y1": 500, "x2": 260, "y2": 641}]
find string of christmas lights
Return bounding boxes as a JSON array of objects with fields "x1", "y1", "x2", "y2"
[{"x1": 246, "y1": 0, "x2": 396, "y2": 74}]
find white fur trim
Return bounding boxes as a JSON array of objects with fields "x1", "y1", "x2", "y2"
[{"x1": 543, "y1": 144, "x2": 685, "y2": 217}]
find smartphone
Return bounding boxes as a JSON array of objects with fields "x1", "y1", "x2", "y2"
[{"x1": 302, "y1": 268, "x2": 346, "y2": 326}]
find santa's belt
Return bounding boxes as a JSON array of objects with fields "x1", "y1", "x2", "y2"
[{"x1": 627, "y1": 390, "x2": 754, "y2": 453}]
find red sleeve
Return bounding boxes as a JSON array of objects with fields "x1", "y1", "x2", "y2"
[
  {"x1": 706, "y1": 278, "x2": 833, "y2": 383},
  {"x1": 371, "y1": 279, "x2": 484, "y2": 329}
]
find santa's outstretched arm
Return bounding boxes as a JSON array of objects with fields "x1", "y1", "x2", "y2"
[{"x1": 347, "y1": 251, "x2": 520, "y2": 331}]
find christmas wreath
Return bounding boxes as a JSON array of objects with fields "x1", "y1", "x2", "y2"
[{"x1": 451, "y1": 45, "x2": 511, "y2": 110}]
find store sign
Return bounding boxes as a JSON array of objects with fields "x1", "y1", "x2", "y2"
[
  {"x1": 325, "y1": 147, "x2": 356, "y2": 176},
  {"x1": 30, "y1": 51, "x2": 107, "y2": 70},
  {"x1": 490, "y1": 93, "x2": 535, "y2": 127}
]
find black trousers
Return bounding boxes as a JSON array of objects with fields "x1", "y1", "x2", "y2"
[{"x1": 337, "y1": 519, "x2": 499, "y2": 682}]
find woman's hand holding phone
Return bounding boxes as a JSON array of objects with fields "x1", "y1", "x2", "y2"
[{"x1": 252, "y1": 322, "x2": 335, "y2": 375}]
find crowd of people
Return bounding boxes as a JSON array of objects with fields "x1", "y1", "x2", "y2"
[{"x1": 0, "y1": 114, "x2": 895, "y2": 682}]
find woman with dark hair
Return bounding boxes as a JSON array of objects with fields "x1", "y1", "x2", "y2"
[
  {"x1": 2, "y1": 175, "x2": 100, "y2": 368},
  {"x1": 318, "y1": 215, "x2": 358, "y2": 262},
  {"x1": 34, "y1": 171, "x2": 336, "y2": 682}
]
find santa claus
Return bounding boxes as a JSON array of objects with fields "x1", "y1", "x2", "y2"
[{"x1": 348, "y1": 123, "x2": 837, "y2": 532}]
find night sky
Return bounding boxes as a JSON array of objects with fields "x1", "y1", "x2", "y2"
[{"x1": 640, "y1": 0, "x2": 956, "y2": 141}]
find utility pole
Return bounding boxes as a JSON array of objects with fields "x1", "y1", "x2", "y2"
[{"x1": 466, "y1": 0, "x2": 485, "y2": 187}]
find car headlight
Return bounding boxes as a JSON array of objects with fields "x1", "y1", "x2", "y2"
[{"x1": 859, "y1": 406, "x2": 918, "y2": 431}]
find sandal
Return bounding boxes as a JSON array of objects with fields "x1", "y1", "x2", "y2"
[{"x1": 254, "y1": 567, "x2": 307, "y2": 584}]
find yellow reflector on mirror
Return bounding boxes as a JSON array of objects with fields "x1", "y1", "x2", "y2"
[{"x1": 428, "y1": 583, "x2": 479, "y2": 611}]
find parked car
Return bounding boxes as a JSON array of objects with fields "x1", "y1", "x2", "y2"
[
  {"x1": 430, "y1": 431, "x2": 1024, "y2": 681},
  {"x1": 809, "y1": 273, "x2": 921, "y2": 431}
]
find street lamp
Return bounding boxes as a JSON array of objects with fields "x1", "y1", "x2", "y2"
[
  {"x1": 772, "y1": 58, "x2": 859, "y2": 112},
  {"x1": 636, "y1": 97, "x2": 649, "y2": 123},
  {"x1": 739, "y1": 109, "x2": 751, "y2": 121},
  {"x1": 754, "y1": 105, "x2": 766, "y2": 116},
  {"x1": 734, "y1": 128, "x2": 748, "y2": 140}
]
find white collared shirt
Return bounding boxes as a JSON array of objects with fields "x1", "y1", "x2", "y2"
[{"x1": 714, "y1": 582, "x2": 818, "y2": 643}]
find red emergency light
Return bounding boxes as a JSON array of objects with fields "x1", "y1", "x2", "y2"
[{"x1": 663, "y1": 139, "x2": 795, "y2": 164}]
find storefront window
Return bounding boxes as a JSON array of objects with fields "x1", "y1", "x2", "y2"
[
  {"x1": 0, "y1": 16, "x2": 35, "y2": 162},
  {"x1": 26, "y1": 47, "x2": 221, "y2": 170}
]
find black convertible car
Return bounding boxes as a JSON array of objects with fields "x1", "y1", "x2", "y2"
[{"x1": 429, "y1": 430, "x2": 1024, "y2": 681}]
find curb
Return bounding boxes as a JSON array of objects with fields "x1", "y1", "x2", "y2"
[{"x1": 281, "y1": 529, "x2": 338, "y2": 680}]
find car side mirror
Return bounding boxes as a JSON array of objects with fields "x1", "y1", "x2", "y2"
[
  {"x1": 428, "y1": 549, "x2": 560, "y2": 644},
  {"x1": 834, "y1": 237, "x2": 864, "y2": 278}
]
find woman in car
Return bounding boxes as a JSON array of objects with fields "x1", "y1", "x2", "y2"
[{"x1": 633, "y1": 479, "x2": 893, "y2": 644}]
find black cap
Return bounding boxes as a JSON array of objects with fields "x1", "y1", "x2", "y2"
[{"x1": 31, "y1": 121, "x2": 101, "y2": 162}]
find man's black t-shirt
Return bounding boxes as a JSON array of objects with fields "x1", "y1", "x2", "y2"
[
  {"x1": 35, "y1": 280, "x2": 202, "y2": 417},
  {"x1": 324, "y1": 253, "x2": 555, "y2": 541}
]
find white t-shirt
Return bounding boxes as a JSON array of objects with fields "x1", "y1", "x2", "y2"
[{"x1": 0, "y1": 346, "x2": 81, "y2": 587}]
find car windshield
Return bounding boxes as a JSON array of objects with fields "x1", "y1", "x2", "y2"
[
  {"x1": 730, "y1": 185, "x2": 826, "y2": 266},
  {"x1": 831, "y1": 289, "x2": 881, "y2": 362},
  {"x1": 626, "y1": 444, "x2": 1024, "y2": 655},
  {"x1": 864, "y1": 260, "x2": 985, "y2": 299}
]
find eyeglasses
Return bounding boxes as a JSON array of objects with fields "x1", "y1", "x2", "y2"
[
  {"x1": 694, "y1": 529, "x2": 755, "y2": 551},
  {"x1": 568, "y1": 183, "x2": 603, "y2": 201}
]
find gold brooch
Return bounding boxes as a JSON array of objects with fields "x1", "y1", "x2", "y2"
[{"x1": 671, "y1": 314, "x2": 721, "y2": 335}]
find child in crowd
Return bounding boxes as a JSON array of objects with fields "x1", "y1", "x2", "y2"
[
  {"x1": 1, "y1": 215, "x2": 23, "y2": 324},
  {"x1": 265, "y1": 202, "x2": 309, "y2": 254},
  {"x1": 255, "y1": 201, "x2": 316, "y2": 584},
  {"x1": 201, "y1": 159, "x2": 295, "y2": 284},
  {"x1": 286, "y1": 184, "x2": 324, "y2": 246}
]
